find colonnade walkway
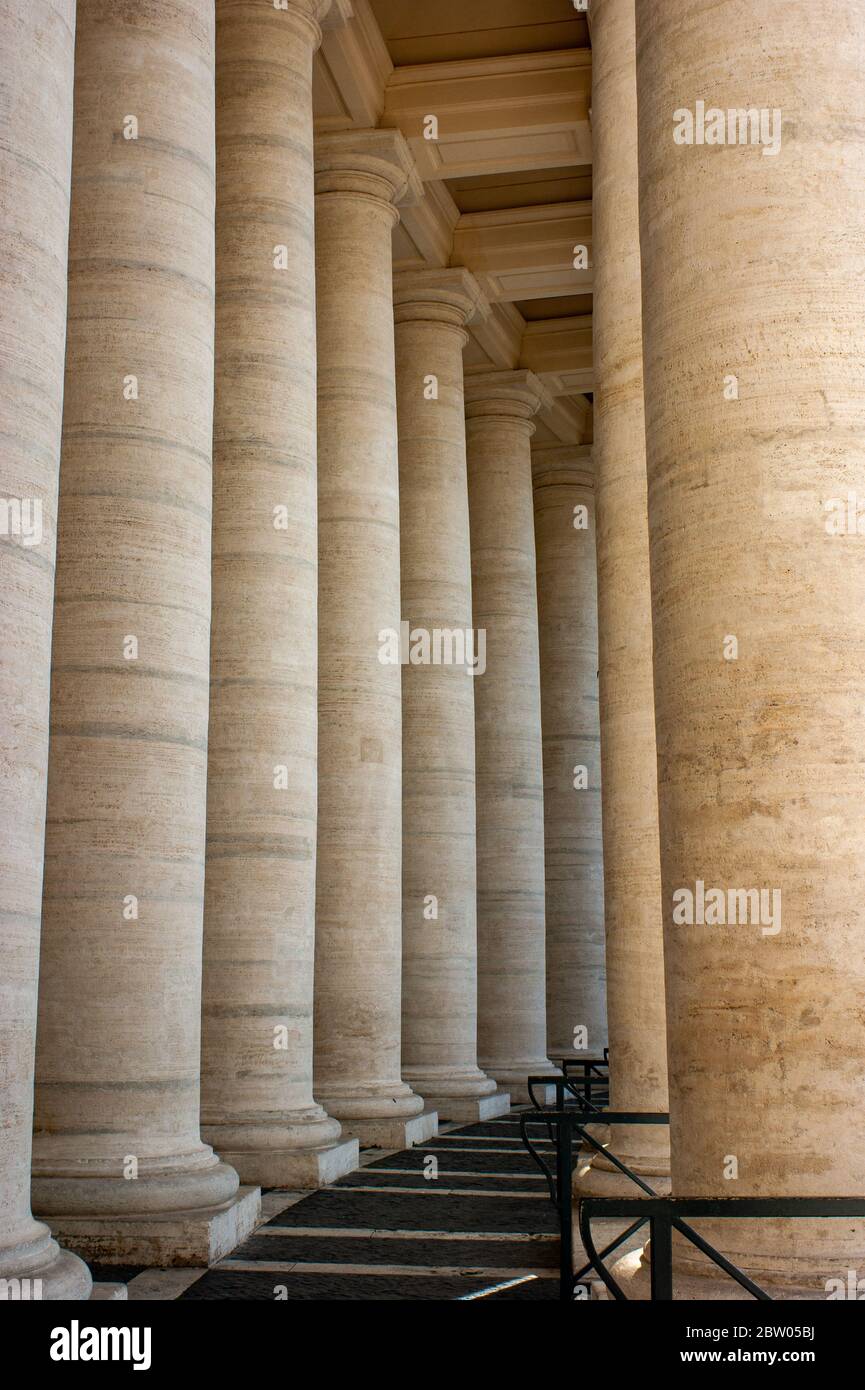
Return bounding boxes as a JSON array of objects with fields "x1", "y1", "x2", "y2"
[{"x1": 87, "y1": 1113, "x2": 561, "y2": 1301}]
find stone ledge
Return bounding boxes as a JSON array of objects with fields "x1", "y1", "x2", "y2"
[
  {"x1": 219, "y1": 1139, "x2": 359, "y2": 1190},
  {"x1": 46, "y1": 1187, "x2": 261, "y2": 1268},
  {"x1": 420, "y1": 1092, "x2": 511, "y2": 1124},
  {"x1": 339, "y1": 1111, "x2": 438, "y2": 1150}
]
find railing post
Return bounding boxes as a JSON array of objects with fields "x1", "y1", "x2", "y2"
[
  {"x1": 558, "y1": 1116, "x2": 574, "y2": 1301},
  {"x1": 650, "y1": 1211, "x2": 674, "y2": 1300}
]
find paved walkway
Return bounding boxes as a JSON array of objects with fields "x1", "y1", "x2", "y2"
[{"x1": 90, "y1": 1112, "x2": 561, "y2": 1301}]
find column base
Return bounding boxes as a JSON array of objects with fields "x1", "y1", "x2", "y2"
[
  {"x1": 44, "y1": 1186, "x2": 261, "y2": 1267},
  {"x1": 338, "y1": 1110, "x2": 438, "y2": 1150},
  {"x1": 0, "y1": 1224, "x2": 92, "y2": 1301},
  {"x1": 202, "y1": 1105, "x2": 342, "y2": 1156},
  {"x1": 420, "y1": 1091, "x2": 511, "y2": 1123},
  {"x1": 32, "y1": 1149, "x2": 241, "y2": 1218},
  {"x1": 402, "y1": 1066, "x2": 498, "y2": 1099},
  {"x1": 216, "y1": 1138, "x2": 359, "y2": 1189}
]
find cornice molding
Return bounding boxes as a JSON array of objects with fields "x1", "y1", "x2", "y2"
[
  {"x1": 314, "y1": 0, "x2": 392, "y2": 130},
  {"x1": 394, "y1": 179, "x2": 460, "y2": 271},
  {"x1": 465, "y1": 301, "x2": 525, "y2": 372},
  {"x1": 535, "y1": 393, "x2": 593, "y2": 449}
]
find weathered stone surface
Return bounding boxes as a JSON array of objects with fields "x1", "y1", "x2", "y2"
[
  {"x1": 532, "y1": 445, "x2": 607, "y2": 1061},
  {"x1": 200, "y1": 0, "x2": 348, "y2": 1188},
  {"x1": 465, "y1": 370, "x2": 558, "y2": 1103},
  {"x1": 579, "y1": 0, "x2": 669, "y2": 1194},
  {"x1": 312, "y1": 130, "x2": 426, "y2": 1143},
  {"x1": 394, "y1": 268, "x2": 497, "y2": 1109},
  {"x1": 51, "y1": 1188, "x2": 261, "y2": 1269},
  {"x1": 636, "y1": 0, "x2": 865, "y2": 1290},
  {"x1": 0, "y1": 0, "x2": 90, "y2": 1301},
  {"x1": 32, "y1": 0, "x2": 241, "y2": 1255}
]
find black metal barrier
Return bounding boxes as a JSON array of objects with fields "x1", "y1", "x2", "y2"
[
  {"x1": 519, "y1": 1108, "x2": 668, "y2": 1300},
  {"x1": 580, "y1": 1194, "x2": 865, "y2": 1301},
  {"x1": 557, "y1": 1055, "x2": 610, "y2": 1108},
  {"x1": 529, "y1": 1055, "x2": 610, "y2": 1113},
  {"x1": 519, "y1": 1107, "x2": 865, "y2": 1302}
]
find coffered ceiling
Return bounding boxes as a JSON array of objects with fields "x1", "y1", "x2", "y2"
[{"x1": 314, "y1": 0, "x2": 592, "y2": 447}]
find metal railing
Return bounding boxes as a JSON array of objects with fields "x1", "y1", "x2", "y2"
[
  {"x1": 519, "y1": 1100, "x2": 865, "y2": 1301},
  {"x1": 579, "y1": 1194, "x2": 865, "y2": 1301},
  {"x1": 520, "y1": 1106, "x2": 668, "y2": 1300},
  {"x1": 544, "y1": 1054, "x2": 610, "y2": 1110}
]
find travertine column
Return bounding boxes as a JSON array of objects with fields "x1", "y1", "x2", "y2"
[
  {"x1": 313, "y1": 130, "x2": 434, "y2": 1149},
  {"x1": 32, "y1": 0, "x2": 259, "y2": 1265},
  {"x1": 532, "y1": 445, "x2": 607, "y2": 1061},
  {"x1": 466, "y1": 370, "x2": 558, "y2": 1102},
  {"x1": 0, "y1": 0, "x2": 90, "y2": 1300},
  {"x1": 199, "y1": 0, "x2": 356, "y2": 1191},
  {"x1": 633, "y1": 0, "x2": 865, "y2": 1294},
  {"x1": 577, "y1": 0, "x2": 669, "y2": 1196},
  {"x1": 393, "y1": 269, "x2": 507, "y2": 1124}
]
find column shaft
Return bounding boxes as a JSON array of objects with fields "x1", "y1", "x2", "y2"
[
  {"x1": 584, "y1": 0, "x2": 669, "y2": 1190},
  {"x1": 32, "y1": 0, "x2": 257, "y2": 1264},
  {"x1": 200, "y1": 0, "x2": 355, "y2": 1190},
  {"x1": 466, "y1": 371, "x2": 557, "y2": 1102},
  {"x1": 532, "y1": 447, "x2": 607, "y2": 1060},
  {"x1": 313, "y1": 131, "x2": 433, "y2": 1148},
  {"x1": 0, "y1": 0, "x2": 89, "y2": 1299},
  {"x1": 637, "y1": 0, "x2": 865, "y2": 1291},
  {"x1": 394, "y1": 270, "x2": 503, "y2": 1123}
]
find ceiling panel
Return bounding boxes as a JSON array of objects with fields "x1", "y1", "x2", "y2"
[
  {"x1": 517, "y1": 294, "x2": 593, "y2": 321},
  {"x1": 368, "y1": 0, "x2": 587, "y2": 66},
  {"x1": 446, "y1": 165, "x2": 592, "y2": 214}
]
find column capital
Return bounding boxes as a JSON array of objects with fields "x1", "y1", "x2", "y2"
[
  {"x1": 464, "y1": 369, "x2": 552, "y2": 431},
  {"x1": 393, "y1": 267, "x2": 490, "y2": 333},
  {"x1": 270, "y1": 0, "x2": 333, "y2": 46},
  {"x1": 315, "y1": 128, "x2": 423, "y2": 213},
  {"x1": 531, "y1": 443, "x2": 595, "y2": 490}
]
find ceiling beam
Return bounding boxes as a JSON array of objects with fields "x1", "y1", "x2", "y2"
[
  {"x1": 451, "y1": 201, "x2": 591, "y2": 303},
  {"x1": 314, "y1": 0, "x2": 393, "y2": 131},
  {"x1": 520, "y1": 313, "x2": 593, "y2": 391},
  {"x1": 379, "y1": 49, "x2": 591, "y2": 181}
]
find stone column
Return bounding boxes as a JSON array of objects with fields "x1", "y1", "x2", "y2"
[
  {"x1": 532, "y1": 445, "x2": 607, "y2": 1061},
  {"x1": 576, "y1": 0, "x2": 669, "y2": 1198},
  {"x1": 466, "y1": 370, "x2": 558, "y2": 1103},
  {"x1": 199, "y1": 0, "x2": 356, "y2": 1190},
  {"x1": 313, "y1": 130, "x2": 435, "y2": 1149},
  {"x1": 393, "y1": 268, "x2": 507, "y2": 1124},
  {"x1": 631, "y1": 0, "x2": 865, "y2": 1294},
  {"x1": 0, "y1": 0, "x2": 90, "y2": 1301},
  {"x1": 31, "y1": 0, "x2": 259, "y2": 1266}
]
